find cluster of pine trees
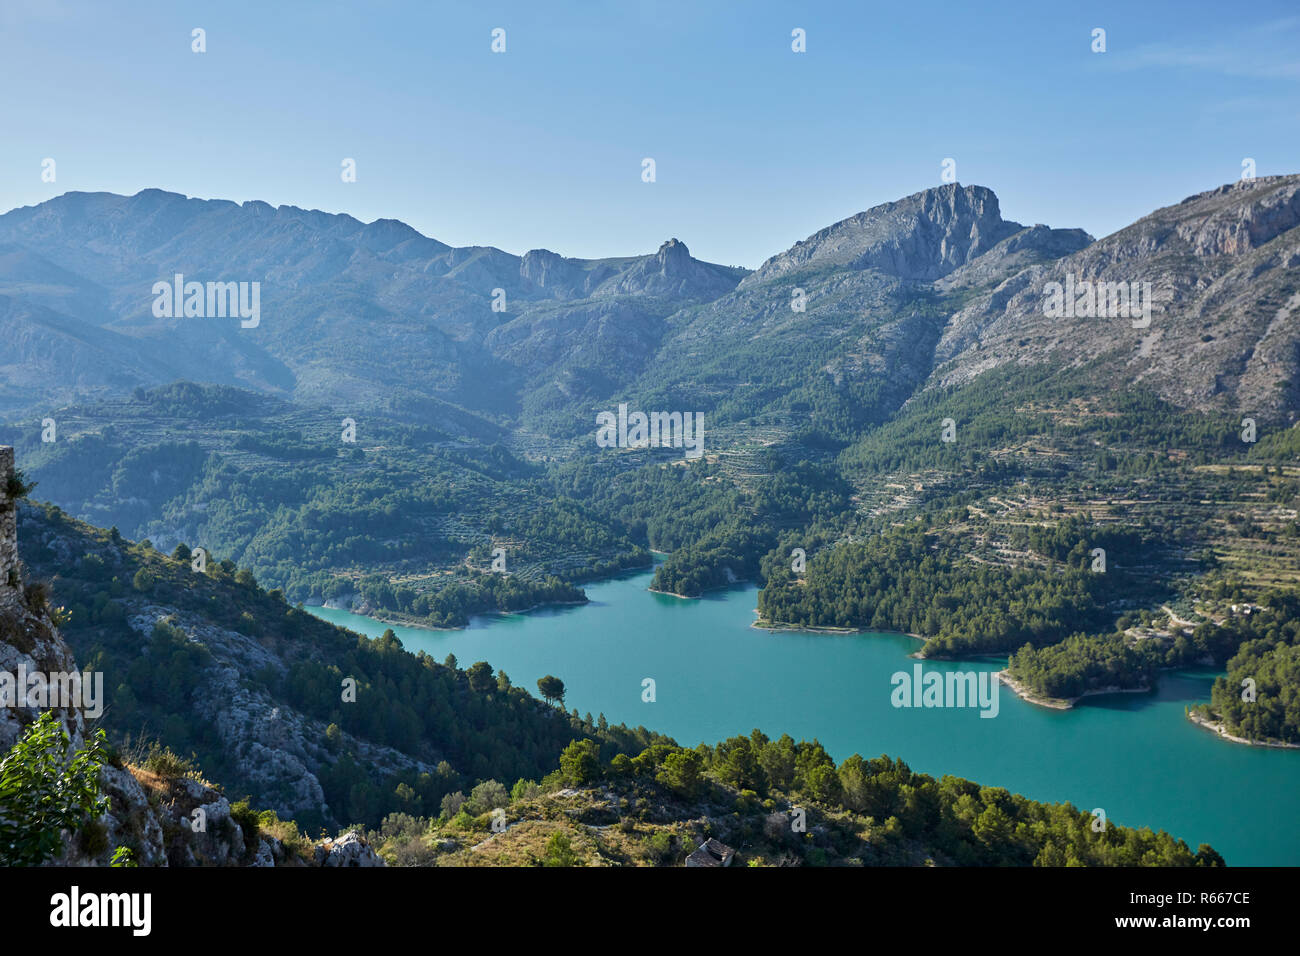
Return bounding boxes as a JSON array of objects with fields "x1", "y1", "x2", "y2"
[
  {"x1": 1203, "y1": 594, "x2": 1300, "y2": 743},
  {"x1": 758, "y1": 524, "x2": 1110, "y2": 655},
  {"x1": 506, "y1": 733, "x2": 1225, "y2": 866}
]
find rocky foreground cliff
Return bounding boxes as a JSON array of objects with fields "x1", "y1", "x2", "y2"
[{"x1": 0, "y1": 446, "x2": 382, "y2": 866}]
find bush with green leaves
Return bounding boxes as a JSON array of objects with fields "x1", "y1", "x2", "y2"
[
  {"x1": 466, "y1": 779, "x2": 509, "y2": 815},
  {"x1": 539, "y1": 831, "x2": 580, "y2": 867},
  {"x1": 0, "y1": 712, "x2": 109, "y2": 866}
]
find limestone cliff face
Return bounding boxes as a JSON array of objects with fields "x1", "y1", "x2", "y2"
[
  {"x1": 741, "y1": 184, "x2": 1028, "y2": 285},
  {"x1": 0, "y1": 447, "x2": 17, "y2": 598},
  {"x1": 930, "y1": 175, "x2": 1300, "y2": 421}
]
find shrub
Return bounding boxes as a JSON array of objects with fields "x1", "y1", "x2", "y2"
[
  {"x1": 646, "y1": 830, "x2": 674, "y2": 864},
  {"x1": 137, "y1": 741, "x2": 198, "y2": 779},
  {"x1": 540, "y1": 831, "x2": 581, "y2": 867},
  {"x1": 229, "y1": 799, "x2": 263, "y2": 860},
  {"x1": 0, "y1": 712, "x2": 109, "y2": 866},
  {"x1": 466, "y1": 780, "x2": 509, "y2": 815},
  {"x1": 440, "y1": 790, "x2": 466, "y2": 819}
]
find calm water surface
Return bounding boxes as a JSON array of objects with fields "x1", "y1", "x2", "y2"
[{"x1": 309, "y1": 569, "x2": 1300, "y2": 865}]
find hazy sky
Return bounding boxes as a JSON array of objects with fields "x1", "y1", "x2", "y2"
[{"x1": 2, "y1": 0, "x2": 1298, "y2": 267}]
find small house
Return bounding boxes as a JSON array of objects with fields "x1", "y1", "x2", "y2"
[{"x1": 685, "y1": 838, "x2": 735, "y2": 867}]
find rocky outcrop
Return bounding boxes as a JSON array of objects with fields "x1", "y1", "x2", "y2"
[
  {"x1": 936, "y1": 224, "x2": 1095, "y2": 292},
  {"x1": 742, "y1": 184, "x2": 1026, "y2": 285},
  {"x1": 0, "y1": 447, "x2": 17, "y2": 598},
  {"x1": 0, "y1": 447, "x2": 368, "y2": 867},
  {"x1": 117, "y1": 603, "x2": 443, "y2": 823},
  {"x1": 930, "y1": 174, "x2": 1300, "y2": 421},
  {"x1": 314, "y1": 830, "x2": 384, "y2": 867},
  {"x1": 519, "y1": 249, "x2": 615, "y2": 299},
  {"x1": 593, "y1": 239, "x2": 744, "y2": 299}
]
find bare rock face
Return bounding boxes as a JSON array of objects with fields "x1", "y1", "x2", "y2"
[
  {"x1": 0, "y1": 447, "x2": 17, "y2": 601},
  {"x1": 930, "y1": 175, "x2": 1300, "y2": 422},
  {"x1": 314, "y1": 830, "x2": 384, "y2": 867},
  {"x1": 118, "y1": 603, "x2": 442, "y2": 825},
  {"x1": 519, "y1": 249, "x2": 614, "y2": 299},
  {"x1": 742, "y1": 184, "x2": 1026, "y2": 285},
  {"x1": 936, "y1": 224, "x2": 1095, "y2": 292},
  {"x1": 153, "y1": 777, "x2": 247, "y2": 867},
  {"x1": 593, "y1": 238, "x2": 744, "y2": 299},
  {"x1": 0, "y1": 594, "x2": 84, "y2": 752},
  {"x1": 1172, "y1": 178, "x2": 1300, "y2": 257}
]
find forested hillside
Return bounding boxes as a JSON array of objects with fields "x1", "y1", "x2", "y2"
[
  {"x1": 17, "y1": 501, "x2": 669, "y2": 832},
  {"x1": 372, "y1": 734, "x2": 1224, "y2": 867},
  {"x1": 5, "y1": 176, "x2": 1300, "y2": 752}
]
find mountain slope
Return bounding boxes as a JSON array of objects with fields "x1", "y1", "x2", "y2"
[
  {"x1": 932, "y1": 175, "x2": 1300, "y2": 422},
  {"x1": 0, "y1": 190, "x2": 747, "y2": 418},
  {"x1": 5, "y1": 177, "x2": 1295, "y2": 433},
  {"x1": 628, "y1": 185, "x2": 1092, "y2": 440}
]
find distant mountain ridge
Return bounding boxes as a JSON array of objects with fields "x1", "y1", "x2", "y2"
[
  {"x1": 932, "y1": 176, "x2": 1300, "y2": 420},
  {"x1": 2, "y1": 175, "x2": 1298, "y2": 429},
  {"x1": 0, "y1": 189, "x2": 748, "y2": 416},
  {"x1": 743, "y1": 183, "x2": 1032, "y2": 284}
]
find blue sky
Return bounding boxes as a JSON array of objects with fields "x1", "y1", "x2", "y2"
[{"x1": 1, "y1": 0, "x2": 1297, "y2": 267}]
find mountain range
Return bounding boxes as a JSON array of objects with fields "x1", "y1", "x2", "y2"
[
  {"x1": 3, "y1": 176, "x2": 1297, "y2": 432},
  {"x1": 3, "y1": 175, "x2": 1299, "y2": 863}
]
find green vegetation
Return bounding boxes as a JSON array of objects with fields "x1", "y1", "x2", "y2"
[
  {"x1": 354, "y1": 569, "x2": 586, "y2": 628},
  {"x1": 759, "y1": 524, "x2": 1111, "y2": 656},
  {"x1": 1197, "y1": 594, "x2": 1300, "y2": 743},
  {"x1": 372, "y1": 733, "x2": 1223, "y2": 867},
  {"x1": 0, "y1": 712, "x2": 109, "y2": 866},
  {"x1": 18, "y1": 502, "x2": 671, "y2": 832},
  {"x1": 1008, "y1": 635, "x2": 1158, "y2": 700}
]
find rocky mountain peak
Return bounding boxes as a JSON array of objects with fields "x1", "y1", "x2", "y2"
[
  {"x1": 743, "y1": 183, "x2": 1025, "y2": 285},
  {"x1": 657, "y1": 237, "x2": 690, "y2": 267},
  {"x1": 591, "y1": 237, "x2": 741, "y2": 300}
]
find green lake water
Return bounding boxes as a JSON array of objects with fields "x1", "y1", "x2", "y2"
[{"x1": 308, "y1": 568, "x2": 1300, "y2": 866}]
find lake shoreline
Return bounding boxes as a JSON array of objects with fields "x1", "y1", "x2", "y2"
[
  {"x1": 995, "y1": 669, "x2": 1154, "y2": 710},
  {"x1": 1186, "y1": 710, "x2": 1300, "y2": 749},
  {"x1": 302, "y1": 568, "x2": 1300, "y2": 866},
  {"x1": 750, "y1": 617, "x2": 862, "y2": 635},
  {"x1": 310, "y1": 598, "x2": 590, "y2": 634},
  {"x1": 648, "y1": 577, "x2": 750, "y2": 601},
  {"x1": 649, "y1": 587, "x2": 697, "y2": 600},
  {"x1": 750, "y1": 615, "x2": 929, "y2": 642}
]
